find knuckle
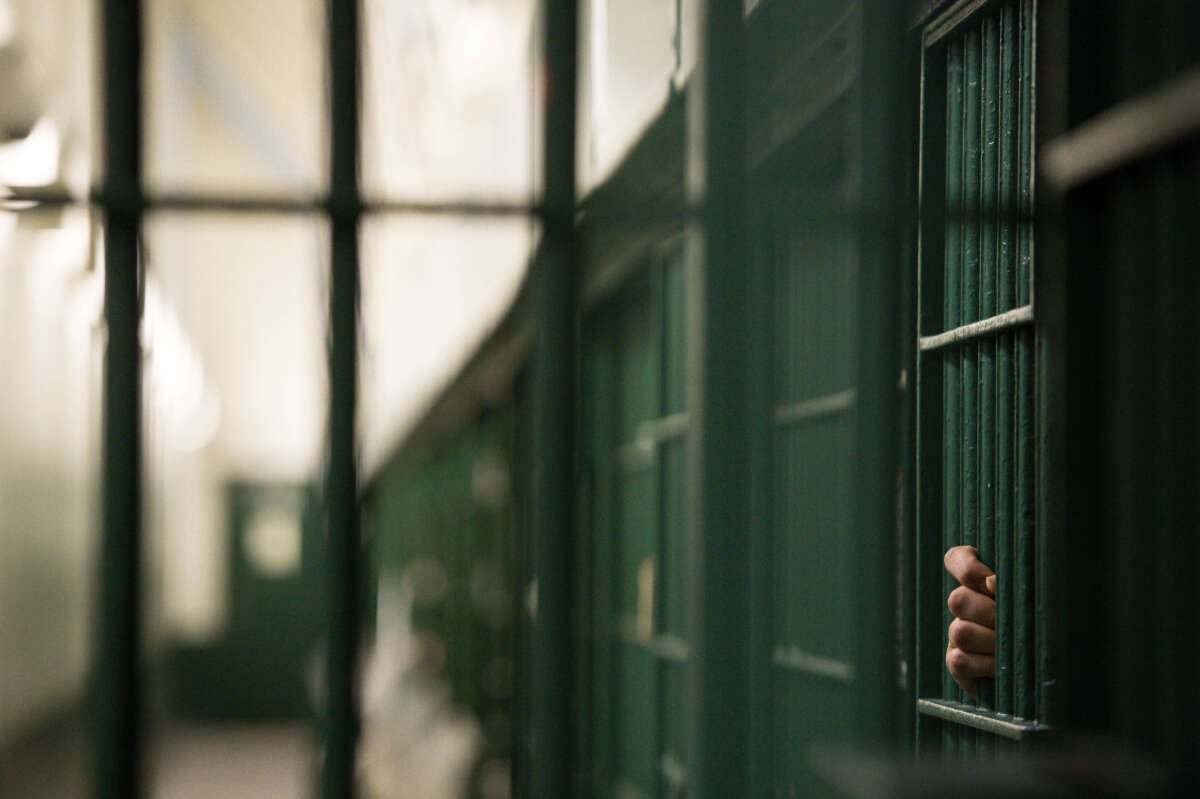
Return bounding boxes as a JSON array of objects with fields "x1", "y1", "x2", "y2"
[
  {"x1": 946, "y1": 647, "x2": 967, "y2": 673},
  {"x1": 947, "y1": 586, "x2": 969, "y2": 616},
  {"x1": 948, "y1": 618, "x2": 966, "y2": 647}
]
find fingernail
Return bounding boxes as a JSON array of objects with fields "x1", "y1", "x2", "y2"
[{"x1": 985, "y1": 574, "x2": 997, "y2": 596}]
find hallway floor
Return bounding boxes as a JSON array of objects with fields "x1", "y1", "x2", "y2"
[{"x1": 0, "y1": 721, "x2": 314, "y2": 798}]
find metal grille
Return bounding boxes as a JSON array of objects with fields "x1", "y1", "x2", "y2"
[{"x1": 916, "y1": 0, "x2": 1042, "y2": 752}]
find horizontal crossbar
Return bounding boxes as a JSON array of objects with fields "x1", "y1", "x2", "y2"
[
  {"x1": 1042, "y1": 66, "x2": 1200, "y2": 190},
  {"x1": 0, "y1": 186, "x2": 539, "y2": 218},
  {"x1": 773, "y1": 388, "x2": 857, "y2": 426},
  {"x1": 772, "y1": 646, "x2": 855, "y2": 683},
  {"x1": 919, "y1": 304, "x2": 1033, "y2": 352},
  {"x1": 917, "y1": 698, "x2": 1050, "y2": 740}
]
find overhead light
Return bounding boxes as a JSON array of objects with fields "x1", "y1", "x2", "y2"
[
  {"x1": 0, "y1": 0, "x2": 14, "y2": 48},
  {"x1": 0, "y1": 116, "x2": 61, "y2": 188}
]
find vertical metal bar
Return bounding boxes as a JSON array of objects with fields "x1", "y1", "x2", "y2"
[
  {"x1": 746, "y1": 189, "x2": 774, "y2": 796},
  {"x1": 1162, "y1": 147, "x2": 1200, "y2": 773},
  {"x1": 1034, "y1": 0, "x2": 1070, "y2": 733},
  {"x1": 994, "y1": 1, "x2": 1017, "y2": 719},
  {"x1": 961, "y1": 29, "x2": 981, "y2": 597},
  {"x1": 1015, "y1": 0, "x2": 1036, "y2": 724},
  {"x1": 684, "y1": 0, "x2": 748, "y2": 795},
  {"x1": 322, "y1": 0, "x2": 362, "y2": 795},
  {"x1": 772, "y1": 201, "x2": 793, "y2": 788},
  {"x1": 96, "y1": 0, "x2": 144, "y2": 796},
  {"x1": 1109, "y1": 177, "x2": 1152, "y2": 743},
  {"x1": 651, "y1": 256, "x2": 668, "y2": 795},
  {"x1": 530, "y1": 0, "x2": 578, "y2": 796},
  {"x1": 977, "y1": 15, "x2": 998, "y2": 718},
  {"x1": 942, "y1": 39, "x2": 964, "y2": 728},
  {"x1": 959, "y1": 26, "x2": 982, "y2": 746},
  {"x1": 587, "y1": 337, "x2": 616, "y2": 799},
  {"x1": 1149, "y1": 161, "x2": 1181, "y2": 762},
  {"x1": 781, "y1": 207, "x2": 798, "y2": 788},
  {"x1": 978, "y1": 16, "x2": 998, "y2": 571},
  {"x1": 854, "y1": 0, "x2": 905, "y2": 747},
  {"x1": 915, "y1": 35, "x2": 948, "y2": 755}
]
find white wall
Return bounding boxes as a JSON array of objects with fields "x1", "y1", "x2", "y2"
[
  {"x1": 0, "y1": 0, "x2": 97, "y2": 742},
  {"x1": 0, "y1": 210, "x2": 100, "y2": 742}
]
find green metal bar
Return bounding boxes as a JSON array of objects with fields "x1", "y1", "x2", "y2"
[
  {"x1": 918, "y1": 305, "x2": 1032, "y2": 351},
  {"x1": 684, "y1": 0, "x2": 748, "y2": 795},
  {"x1": 916, "y1": 699, "x2": 1050, "y2": 740},
  {"x1": 1017, "y1": 0, "x2": 1034, "y2": 308},
  {"x1": 993, "y1": 1, "x2": 1016, "y2": 720},
  {"x1": 589, "y1": 334, "x2": 617, "y2": 799},
  {"x1": 959, "y1": 26, "x2": 982, "y2": 733},
  {"x1": 770, "y1": 194, "x2": 795, "y2": 786},
  {"x1": 915, "y1": 30, "x2": 948, "y2": 755},
  {"x1": 652, "y1": 254, "x2": 670, "y2": 796},
  {"x1": 976, "y1": 14, "x2": 998, "y2": 717},
  {"x1": 1109, "y1": 174, "x2": 1153, "y2": 745},
  {"x1": 1158, "y1": 148, "x2": 1200, "y2": 772},
  {"x1": 1015, "y1": 0, "x2": 1036, "y2": 724},
  {"x1": 978, "y1": 13, "x2": 998, "y2": 575},
  {"x1": 913, "y1": 29, "x2": 936, "y2": 741},
  {"x1": 321, "y1": 0, "x2": 362, "y2": 795},
  {"x1": 530, "y1": 1, "x2": 579, "y2": 796},
  {"x1": 95, "y1": 0, "x2": 144, "y2": 796},
  {"x1": 744, "y1": 191, "x2": 773, "y2": 795},
  {"x1": 942, "y1": 38, "x2": 965, "y2": 718},
  {"x1": 853, "y1": 0, "x2": 905, "y2": 747},
  {"x1": 0, "y1": 185, "x2": 1037, "y2": 230},
  {"x1": 0, "y1": 186, "x2": 539, "y2": 217},
  {"x1": 1149, "y1": 162, "x2": 1183, "y2": 762}
]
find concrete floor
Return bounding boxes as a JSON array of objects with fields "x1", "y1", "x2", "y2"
[
  {"x1": 0, "y1": 721, "x2": 314, "y2": 799},
  {"x1": 152, "y1": 723, "x2": 315, "y2": 799}
]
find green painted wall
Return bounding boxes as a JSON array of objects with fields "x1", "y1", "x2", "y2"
[{"x1": 367, "y1": 404, "x2": 519, "y2": 796}]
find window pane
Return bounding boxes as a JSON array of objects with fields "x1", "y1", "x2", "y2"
[
  {"x1": 578, "y1": 0, "x2": 679, "y2": 191},
  {"x1": 144, "y1": 0, "x2": 327, "y2": 198},
  {"x1": 359, "y1": 213, "x2": 533, "y2": 798},
  {"x1": 359, "y1": 214, "x2": 534, "y2": 474},
  {"x1": 142, "y1": 212, "x2": 327, "y2": 797},
  {"x1": 361, "y1": 0, "x2": 538, "y2": 203}
]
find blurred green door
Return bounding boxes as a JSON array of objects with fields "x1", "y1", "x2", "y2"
[
  {"x1": 582, "y1": 245, "x2": 689, "y2": 799},
  {"x1": 169, "y1": 483, "x2": 324, "y2": 719}
]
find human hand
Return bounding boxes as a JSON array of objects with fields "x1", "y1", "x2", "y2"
[{"x1": 943, "y1": 545, "x2": 996, "y2": 698}]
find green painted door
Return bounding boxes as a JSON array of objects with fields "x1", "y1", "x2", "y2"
[
  {"x1": 582, "y1": 244, "x2": 689, "y2": 799},
  {"x1": 168, "y1": 483, "x2": 324, "y2": 719},
  {"x1": 750, "y1": 100, "x2": 861, "y2": 797}
]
